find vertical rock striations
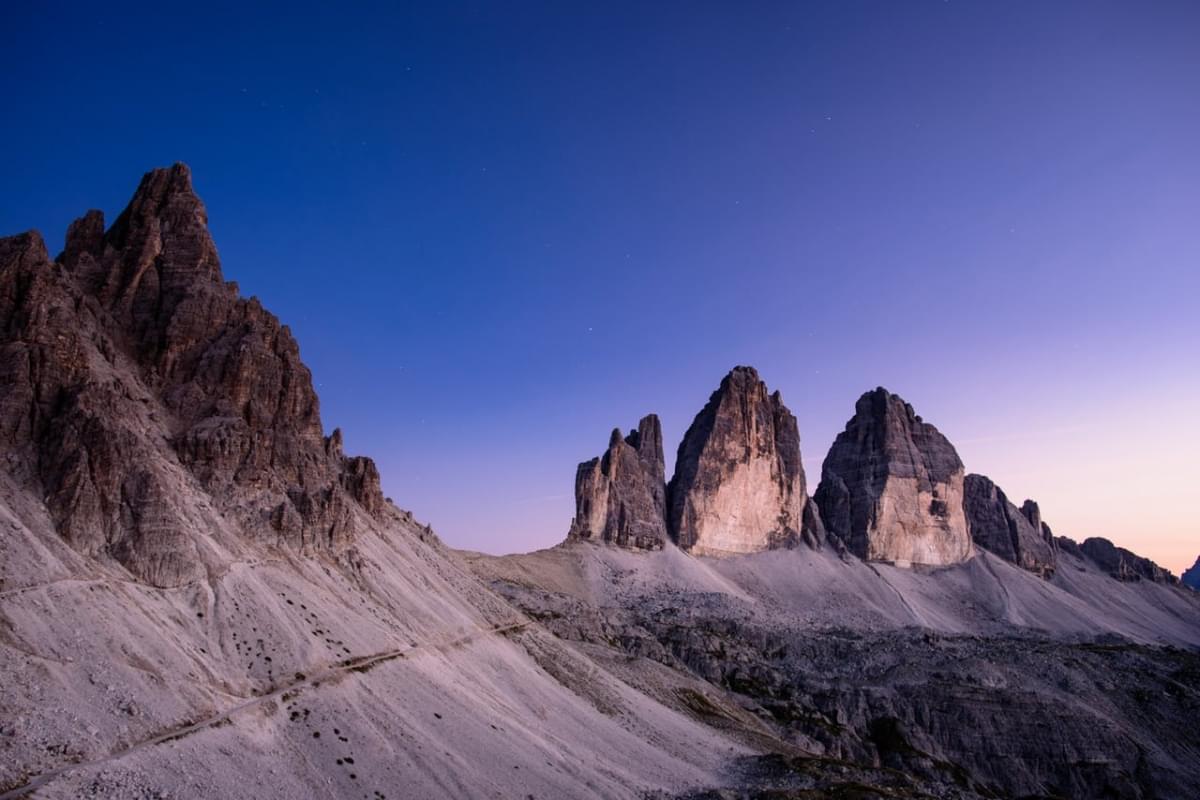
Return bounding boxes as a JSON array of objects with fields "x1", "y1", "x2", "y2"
[
  {"x1": 815, "y1": 388, "x2": 971, "y2": 566},
  {"x1": 667, "y1": 366, "x2": 823, "y2": 556},
  {"x1": 567, "y1": 415, "x2": 668, "y2": 549},
  {"x1": 963, "y1": 474, "x2": 1057, "y2": 578},
  {"x1": 0, "y1": 164, "x2": 385, "y2": 586}
]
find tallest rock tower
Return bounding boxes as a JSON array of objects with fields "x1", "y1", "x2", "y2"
[{"x1": 667, "y1": 366, "x2": 823, "y2": 555}]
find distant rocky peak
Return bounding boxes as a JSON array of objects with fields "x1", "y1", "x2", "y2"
[
  {"x1": 964, "y1": 474, "x2": 1057, "y2": 578},
  {"x1": 568, "y1": 413, "x2": 668, "y2": 550},
  {"x1": 624, "y1": 413, "x2": 664, "y2": 469},
  {"x1": 855, "y1": 387, "x2": 964, "y2": 485},
  {"x1": 815, "y1": 387, "x2": 971, "y2": 566},
  {"x1": 0, "y1": 229, "x2": 49, "y2": 274},
  {"x1": 1183, "y1": 556, "x2": 1200, "y2": 590},
  {"x1": 104, "y1": 162, "x2": 215, "y2": 267},
  {"x1": 60, "y1": 208, "x2": 105, "y2": 266},
  {"x1": 1071, "y1": 537, "x2": 1178, "y2": 585},
  {"x1": 72, "y1": 163, "x2": 226, "y2": 332},
  {"x1": 1019, "y1": 499, "x2": 1042, "y2": 532},
  {"x1": 668, "y1": 366, "x2": 822, "y2": 555}
]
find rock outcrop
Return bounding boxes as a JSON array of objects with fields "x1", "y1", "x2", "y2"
[
  {"x1": 1183, "y1": 556, "x2": 1200, "y2": 591},
  {"x1": 963, "y1": 474, "x2": 1057, "y2": 578},
  {"x1": 0, "y1": 164, "x2": 384, "y2": 586},
  {"x1": 567, "y1": 415, "x2": 668, "y2": 549},
  {"x1": 667, "y1": 366, "x2": 823, "y2": 555},
  {"x1": 1057, "y1": 536, "x2": 1178, "y2": 584},
  {"x1": 815, "y1": 388, "x2": 971, "y2": 566}
]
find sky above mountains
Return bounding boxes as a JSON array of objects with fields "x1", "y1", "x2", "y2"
[{"x1": 3, "y1": 2, "x2": 1197, "y2": 571}]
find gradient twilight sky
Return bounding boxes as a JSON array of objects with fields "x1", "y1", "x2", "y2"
[{"x1": 3, "y1": 2, "x2": 1198, "y2": 572}]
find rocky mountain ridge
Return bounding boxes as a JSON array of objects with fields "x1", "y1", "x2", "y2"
[
  {"x1": 1057, "y1": 535, "x2": 1179, "y2": 584},
  {"x1": 3, "y1": 165, "x2": 1194, "y2": 800},
  {"x1": 963, "y1": 473, "x2": 1058, "y2": 578},
  {"x1": 1, "y1": 165, "x2": 761, "y2": 800},
  {"x1": 563, "y1": 375, "x2": 1175, "y2": 587},
  {"x1": 667, "y1": 366, "x2": 823, "y2": 555},
  {"x1": 1, "y1": 164, "x2": 383, "y2": 588},
  {"x1": 567, "y1": 415, "x2": 669, "y2": 549}
]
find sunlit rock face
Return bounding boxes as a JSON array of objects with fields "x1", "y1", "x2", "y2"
[
  {"x1": 567, "y1": 414, "x2": 668, "y2": 549},
  {"x1": 815, "y1": 388, "x2": 971, "y2": 567},
  {"x1": 668, "y1": 366, "x2": 823, "y2": 556},
  {"x1": 964, "y1": 474, "x2": 1058, "y2": 578}
]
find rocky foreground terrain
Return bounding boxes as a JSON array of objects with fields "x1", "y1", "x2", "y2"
[{"x1": 2, "y1": 165, "x2": 1199, "y2": 799}]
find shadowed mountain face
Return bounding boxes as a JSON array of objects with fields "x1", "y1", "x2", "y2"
[
  {"x1": 0, "y1": 165, "x2": 382, "y2": 587},
  {"x1": 1184, "y1": 557, "x2": 1200, "y2": 590},
  {"x1": 964, "y1": 473, "x2": 1058, "y2": 578},
  {"x1": 567, "y1": 415, "x2": 668, "y2": 549},
  {"x1": 815, "y1": 388, "x2": 971, "y2": 566}
]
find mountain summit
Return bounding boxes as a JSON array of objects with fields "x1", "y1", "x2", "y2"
[
  {"x1": 1, "y1": 164, "x2": 382, "y2": 587},
  {"x1": 815, "y1": 388, "x2": 971, "y2": 566},
  {"x1": 667, "y1": 366, "x2": 824, "y2": 555},
  {"x1": 567, "y1": 414, "x2": 668, "y2": 549}
]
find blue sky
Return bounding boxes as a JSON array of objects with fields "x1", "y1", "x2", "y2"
[{"x1": 3, "y1": 2, "x2": 1198, "y2": 570}]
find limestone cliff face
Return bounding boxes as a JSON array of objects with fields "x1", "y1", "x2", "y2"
[
  {"x1": 815, "y1": 388, "x2": 970, "y2": 566},
  {"x1": 964, "y1": 474, "x2": 1057, "y2": 578},
  {"x1": 667, "y1": 366, "x2": 823, "y2": 556},
  {"x1": 567, "y1": 415, "x2": 668, "y2": 550},
  {"x1": 0, "y1": 164, "x2": 384, "y2": 586}
]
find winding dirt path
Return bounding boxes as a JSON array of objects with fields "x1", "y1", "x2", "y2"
[{"x1": 0, "y1": 620, "x2": 529, "y2": 800}]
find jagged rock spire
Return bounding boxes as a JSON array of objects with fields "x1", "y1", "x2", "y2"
[
  {"x1": 964, "y1": 474, "x2": 1057, "y2": 578},
  {"x1": 815, "y1": 387, "x2": 971, "y2": 566},
  {"x1": 62, "y1": 164, "x2": 223, "y2": 326},
  {"x1": 667, "y1": 366, "x2": 823, "y2": 556},
  {"x1": 568, "y1": 414, "x2": 668, "y2": 549}
]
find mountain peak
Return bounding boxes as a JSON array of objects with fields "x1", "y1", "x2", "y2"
[
  {"x1": 0, "y1": 229, "x2": 49, "y2": 270},
  {"x1": 668, "y1": 366, "x2": 822, "y2": 555},
  {"x1": 567, "y1": 413, "x2": 668, "y2": 550},
  {"x1": 0, "y1": 165, "x2": 385, "y2": 586},
  {"x1": 816, "y1": 388, "x2": 970, "y2": 566}
]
